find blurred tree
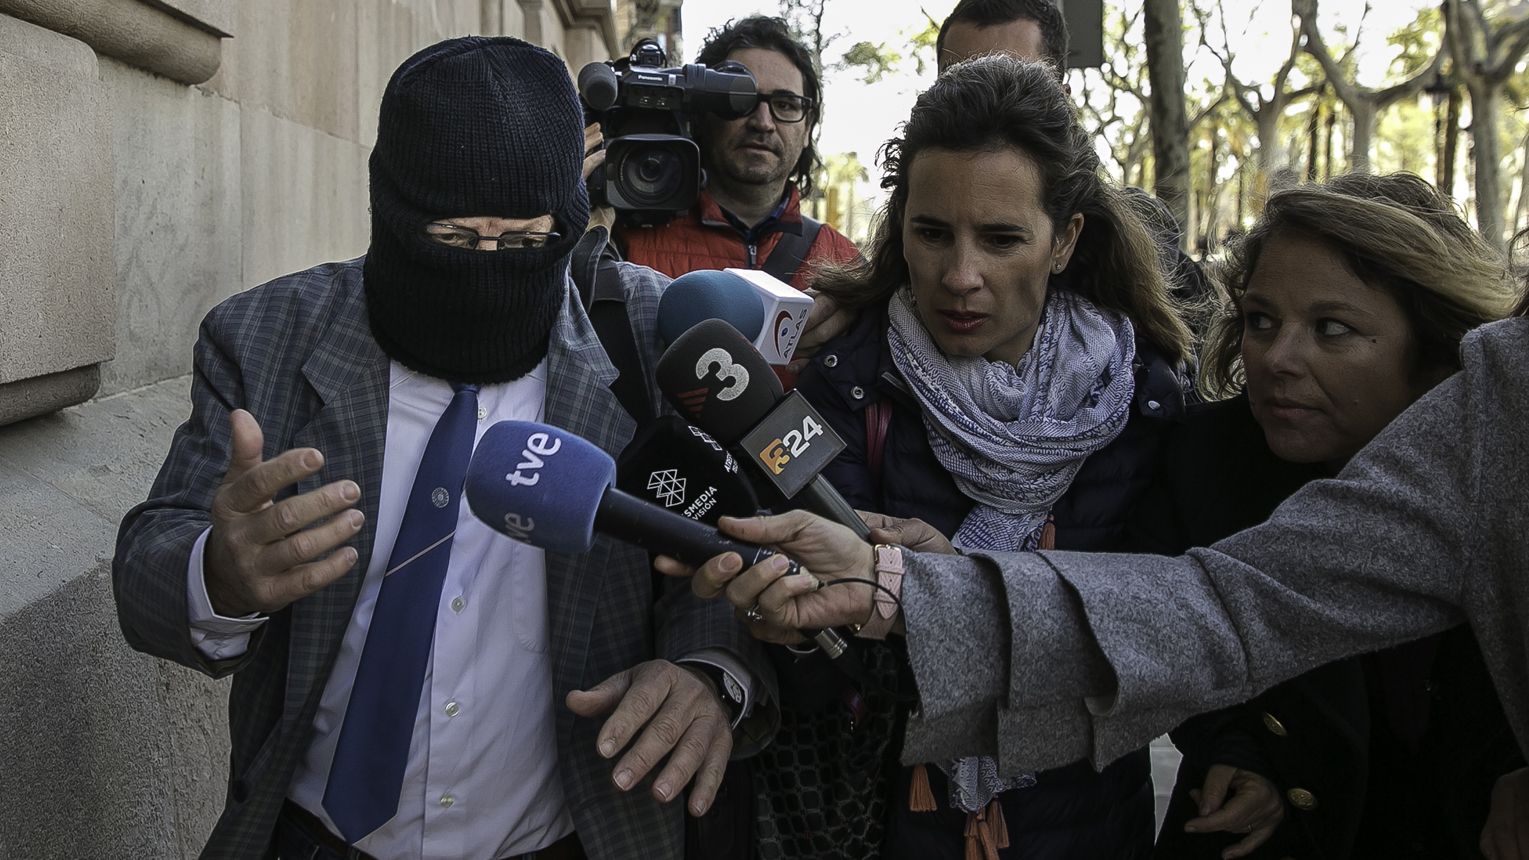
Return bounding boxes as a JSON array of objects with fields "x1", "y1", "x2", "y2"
[
  {"x1": 1443, "y1": 0, "x2": 1529, "y2": 247},
  {"x1": 1145, "y1": 0, "x2": 1193, "y2": 237},
  {"x1": 1295, "y1": 0, "x2": 1444, "y2": 173},
  {"x1": 779, "y1": 0, "x2": 835, "y2": 218},
  {"x1": 1084, "y1": 7, "x2": 1154, "y2": 184},
  {"x1": 838, "y1": 13, "x2": 939, "y2": 83},
  {"x1": 1196, "y1": 0, "x2": 1316, "y2": 199}
]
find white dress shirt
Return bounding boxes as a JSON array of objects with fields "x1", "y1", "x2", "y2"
[{"x1": 189, "y1": 360, "x2": 571, "y2": 859}]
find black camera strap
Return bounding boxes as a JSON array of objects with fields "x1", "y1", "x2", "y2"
[{"x1": 761, "y1": 214, "x2": 823, "y2": 286}]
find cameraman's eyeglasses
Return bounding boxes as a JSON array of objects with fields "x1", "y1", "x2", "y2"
[
  {"x1": 424, "y1": 223, "x2": 561, "y2": 251},
  {"x1": 755, "y1": 91, "x2": 814, "y2": 124}
]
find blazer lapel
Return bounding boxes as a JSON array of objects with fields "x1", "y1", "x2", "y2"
[
  {"x1": 543, "y1": 285, "x2": 637, "y2": 685},
  {"x1": 284, "y1": 286, "x2": 390, "y2": 725}
]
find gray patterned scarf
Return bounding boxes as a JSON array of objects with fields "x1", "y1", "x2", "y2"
[{"x1": 887, "y1": 285, "x2": 1137, "y2": 812}]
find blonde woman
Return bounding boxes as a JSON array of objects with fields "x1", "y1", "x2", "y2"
[{"x1": 1128, "y1": 172, "x2": 1523, "y2": 860}]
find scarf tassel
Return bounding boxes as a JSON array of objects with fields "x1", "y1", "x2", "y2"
[
  {"x1": 908, "y1": 763, "x2": 937, "y2": 812},
  {"x1": 962, "y1": 799, "x2": 1007, "y2": 860}
]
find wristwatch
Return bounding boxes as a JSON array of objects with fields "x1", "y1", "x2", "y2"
[
  {"x1": 683, "y1": 663, "x2": 749, "y2": 726},
  {"x1": 854, "y1": 544, "x2": 904, "y2": 640}
]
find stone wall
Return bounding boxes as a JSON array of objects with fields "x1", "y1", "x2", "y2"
[{"x1": 0, "y1": 2, "x2": 631, "y2": 855}]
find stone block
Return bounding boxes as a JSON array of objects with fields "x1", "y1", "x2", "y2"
[
  {"x1": 99, "y1": 57, "x2": 242, "y2": 397},
  {"x1": 563, "y1": 24, "x2": 609, "y2": 70},
  {"x1": 0, "y1": 377, "x2": 191, "y2": 614},
  {"x1": 0, "y1": 366, "x2": 100, "y2": 426},
  {"x1": 356, "y1": 0, "x2": 489, "y2": 148},
  {"x1": 0, "y1": 566, "x2": 227, "y2": 860},
  {"x1": 155, "y1": 0, "x2": 234, "y2": 38},
  {"x1": 239, "y1": 105, "x2": 370, "y2": 289},
  {"x1": 0, "y1": 0, "x2": 224, "y2": 84},
  {"x1": 207, "y1": 0, "x2": 360, "y2": 143},
  {"x1": 0, "y1": 14, "x2": 114, "y2": 394},
  {"x1": 0, "y1": 376, "x2": 223, "y2": 860}
]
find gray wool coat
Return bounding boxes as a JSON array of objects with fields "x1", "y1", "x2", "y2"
[{"x1": 896, "y1": 316, "x2": 1529, "y2": 776}]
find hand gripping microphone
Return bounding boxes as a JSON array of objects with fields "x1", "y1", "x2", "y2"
[
  {"x1": 656, "y1": 269, "x2": 814, "y2": 365},
  {"x1": 615, "y1": 416, "x2": 761, "y2": 525},
  {"x1": 654, "y1": 319, "x2": 872, "y2": 541},
  {"x1": 465, "y1": 420, "x2": 852, "y2": 660}
]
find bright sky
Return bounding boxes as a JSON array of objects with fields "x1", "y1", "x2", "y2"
[{"x1": 680, "y1": 0, "x2": 1441, "y2": 174}]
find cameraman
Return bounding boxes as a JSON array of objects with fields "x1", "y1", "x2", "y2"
[{"x1": 615, "y1": 16, "x2": 859, "y2": 291}]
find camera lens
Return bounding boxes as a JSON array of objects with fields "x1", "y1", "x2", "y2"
[
  {"x1": 603, "y1": 135, "x2": 700, "y2": 215},
  {"x1": 621, "y1": 145, "x2": 683, "y2": 206}
]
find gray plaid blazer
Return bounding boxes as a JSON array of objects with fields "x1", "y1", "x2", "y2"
[{"x1": 113, "y1": 257, "x2": 768, "y2": 859}]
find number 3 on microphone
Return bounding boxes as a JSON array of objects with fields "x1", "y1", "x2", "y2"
[
  {"x1": 758, "y1": 416, "x2": 823, "y2": 475},
  {"x1": 695, "y1": 347, "x2": 750, "y2": 402}
]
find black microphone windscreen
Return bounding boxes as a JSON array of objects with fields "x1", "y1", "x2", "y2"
[
  {"x1": 577, "y1": 62, "x2": 619, "y2": 111},
  {"x1": 616, "y1": 416, "x2": 761, "y2": 525},
  {"x1": 655, "y1": 319, "x2": 782, "y2": 445}
]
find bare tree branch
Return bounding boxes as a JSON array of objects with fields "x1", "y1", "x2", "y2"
[
  {"x1": 1375, "y1": 49, "x2": 1446, "y2": 106},
  {"x1": 1489, "y1": 14, "x2": 1529, "y2": 80}
]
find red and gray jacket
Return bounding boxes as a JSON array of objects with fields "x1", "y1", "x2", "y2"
[{"x1": 617, "y1": 186, "x2": 860, "y2": 290}]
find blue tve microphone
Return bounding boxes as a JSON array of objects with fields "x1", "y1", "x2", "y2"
[
  {"x1": 656, "y1": 269, "x2": 767, "y2": 347},
  {"x1": 464, "y1": 419, "x2": 793, "y2": 571},
  {"x1": 465, "y1": 420, "x2": 862, "y2": 660}
]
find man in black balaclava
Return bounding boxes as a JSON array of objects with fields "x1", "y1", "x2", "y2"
[{"x1": 113, "y1": 36, "x2": 774, "y2": 860}]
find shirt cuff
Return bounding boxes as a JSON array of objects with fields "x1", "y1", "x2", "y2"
[
  {"x1": 676, "y1": 647, "x2": 779, "y2": 758},
  {"x1": 186, "y1": 527, "x2": 266, "y2": 660}
]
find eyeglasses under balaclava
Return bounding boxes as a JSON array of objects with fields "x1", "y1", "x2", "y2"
[{"x1": 364, "y1": 36, "x2": 590, "y2": 384}]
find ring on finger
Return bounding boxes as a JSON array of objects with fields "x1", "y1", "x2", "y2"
[{"x1": 744, "y1": 604, "x2": 764, "y2": 623}]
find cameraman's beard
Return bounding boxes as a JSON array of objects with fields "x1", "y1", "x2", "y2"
[{"x1": 709, "y1": 139, "x2": 796, "y2": 194}]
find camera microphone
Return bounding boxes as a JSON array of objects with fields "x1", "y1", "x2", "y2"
[{"x1": 577, "y1": 62, "x2": 619, "y2": 112}]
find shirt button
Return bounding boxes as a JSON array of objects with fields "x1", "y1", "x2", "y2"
[
  {"x1": 445, "y1": 700, "x2": 461, "y2": 718},
  {"x1": 450, "y1": 596, "x2": 466, "y2": 613},
  {"x1": 1261, "y1": 711, "x2": 1288, "y2": 737},
  {"x1": 439, "y1": 794, "x2": 455, "y2": 809},
  {"x1": 850, "y1": 386, "x2": 865, "y2": 400},
  {"x1": 823, "y1": 354, "x2": 839, "y2": 368},
  {"x1": 476, "y1": 405, "x2": 487, "y2": 421}
]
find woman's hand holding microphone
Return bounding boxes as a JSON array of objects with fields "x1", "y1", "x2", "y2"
[{"x1": 653, "y1": 509, "x2": 952, "y2": 642}]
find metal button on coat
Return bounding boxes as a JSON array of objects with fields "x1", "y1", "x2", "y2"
[
  {"x1": 1262, "y1": 712, "x2": 1288, "y2": 737},
  {"x1": 850, "y1": 386, "x2": 865, "y2": 400},
  {"x1": 1286, "y1": 787, "x2": 1317, "y2": 811},
  {"x1": 1146, "y1": 399, "x2": 1161, "y2": 411},
  {"x1": 823, "y1": 354, "x2": 839, "y2": 368}
]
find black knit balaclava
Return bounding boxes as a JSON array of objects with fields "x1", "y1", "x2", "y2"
[{"x1": 364, "y1": 37, "x2": 590, "y2": 384}]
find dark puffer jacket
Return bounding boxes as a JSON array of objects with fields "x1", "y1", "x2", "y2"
[{"x1": 782, "y1": 300, "x2": 1187, "y2": 860}]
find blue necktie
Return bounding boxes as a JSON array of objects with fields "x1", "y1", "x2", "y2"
[{"x1": 324, "y1": 382, "x2": 480, "y2": 843}]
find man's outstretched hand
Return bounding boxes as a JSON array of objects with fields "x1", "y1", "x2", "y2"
[{"x1": 203, "y1": 409, "x2": 363, "y2": 617}]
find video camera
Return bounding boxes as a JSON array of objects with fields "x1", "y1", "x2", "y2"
[{"x1": 578, "y1": 40, "x2": 757, "y2": 225}]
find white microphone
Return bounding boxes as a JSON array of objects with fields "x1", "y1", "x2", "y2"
[{"x1": 722, "y1": 268, "x2": 815, "y2": 366}]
